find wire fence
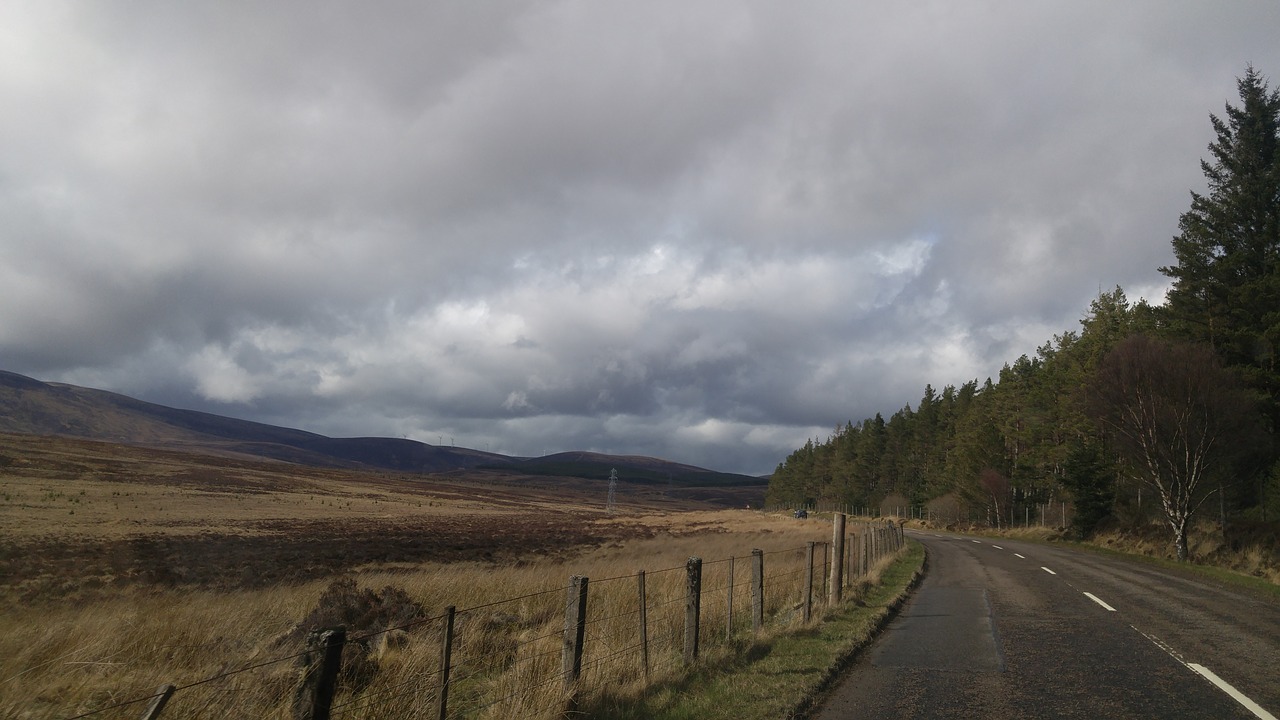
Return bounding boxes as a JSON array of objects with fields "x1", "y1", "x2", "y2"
[{"x1": 49, "y1": 516, "x2": 907, "y2": 720}]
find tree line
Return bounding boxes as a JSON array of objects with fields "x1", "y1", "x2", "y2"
[{"x1": 767, "y1": 67, "x2": 1280, "y2": 560}]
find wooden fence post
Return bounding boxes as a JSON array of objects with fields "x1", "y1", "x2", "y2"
[
  {"x1": 860, "y1": 525, "x2": 868, "y2": 575},
  {"x1": 846, "y1": 531, "x2": 857, "y2": 586},
  {"x1": 830, "y1": 513, "x2": 846, "y2": 605},
  {"x1": 726, "y1": 556, "x2": 735, "y2": 641},
  {"x1": 637, "y1": 571, "x2": 649, "y2": 680},
  {"x1": 804, "y1": 542, "x2": 815, "y2": 623},
  {"x1": 821, "y1": 542, "x2": 829, "y2": 601},
  {"x1": 750, "y1": 548, "x2": 764, "y2": 635},
  {"x1": 294, "y1": 627, "x2": 345, "y2": 720},
  {"x1": 139, "y1": 684, "x2": 174, "y2": 720},
  {"x1": 684, "y1": 557, "x2": 702, "y2": 665},
  {"x1": 563, "y1": 575, "x2": 589, "y2": 708},
  {"x1": 436, "y1": 606, "x2": 455, "y2": 720},
  {"x1": 863, "y1": 524, "x2": 871, "y2": 566}
]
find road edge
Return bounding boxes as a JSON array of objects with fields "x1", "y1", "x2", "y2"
[{"x1": 790, "y1": 539, "x2": 929, "y2": 719}]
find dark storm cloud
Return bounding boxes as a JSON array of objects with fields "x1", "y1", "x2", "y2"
[{"x1": 3, "y1": 1, "x2": 1279, "y2": 474}]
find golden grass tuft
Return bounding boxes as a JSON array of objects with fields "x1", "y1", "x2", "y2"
[{"x1": 2, "y1": 510, "x2": 864, "y2": 719}]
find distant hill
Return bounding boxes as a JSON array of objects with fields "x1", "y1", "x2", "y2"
[
  {"x1": 0, "y1": 370, "x2": 765, "y2": 488},
  {"x1": 506, "y1": 451, "x2": 765, "y2": 487}
]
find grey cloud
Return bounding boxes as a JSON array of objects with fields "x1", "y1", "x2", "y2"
[{"x1": 3, "y1": 1, "x2": 1279, "y2": 475}]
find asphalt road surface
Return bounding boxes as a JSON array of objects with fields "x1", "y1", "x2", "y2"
[{"x1": 811, "y1": 530, "x2": 1280, "y2": 719}]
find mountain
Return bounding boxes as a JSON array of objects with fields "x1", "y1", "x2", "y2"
[
  {"x1": 0, "y1": 370, "x2": 506, "y2": 471},
  {"x1": 507, "y1": 451, "x2": 765, "y2": 487},
  {"x1": 0, "y1": 370, "x2": 765, "y2": 487}
]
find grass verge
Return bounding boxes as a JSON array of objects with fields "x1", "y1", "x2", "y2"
[
  {"x1": 1057, "y1": 538, "x2": 1280, "y2": 603},
  {"x1": 585, "y1": 539, "x2": 925, "y2": 720},
  {"x1": 951, "y1": 523, "x2": 1280, "y2": 603}
]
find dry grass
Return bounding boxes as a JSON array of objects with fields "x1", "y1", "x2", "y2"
[
  {"x1": 906, "y1": 513, "x2": 1280, "y2": 587},
  {"x1": 1090, "y1": 519, "x2": 1280, "y2": 585},
  {"x1": 2, "y1": 513, "x2": 844, "y2": 719},
  {"x1": 1, "y1": 432, "x2": 850, "y2": 720},
  {"x1": 0, "y1": 433, "x2": 706, "y2": 605},
  {"x1": 0, "y1": 432, "x2": 677, "y2": 542}
]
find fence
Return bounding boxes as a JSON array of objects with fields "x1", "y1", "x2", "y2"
[
  {"x1": 58, "y1": 515, "x2": 906, "y2": 720},
  {"x1": 775, "y1": 501, "x2": 1075, "y2": 529}
]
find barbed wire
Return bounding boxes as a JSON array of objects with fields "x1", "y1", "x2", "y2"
[
  {"x1": 456, "y1": 583, "x2": 566, "y2": 615},
  {"x1": 345, "y1": 607, "x2": 452, "y2": 647},
  {"x1": 328, "y1": 657, "x2": 446, "y2": 717},
  {"x1": 762, "y1": 544, "x2": 810, "y2": 557},
  {"x1": 62, "y1": 647, "x2": 312, "y2": 719},
  {"x1": 583, "y1": 604, "x2": 643, "y2": 626},
  {"x1": 506, "y1": 643, "x2": 563, "y2": 670},
  {"x1": 54, "y1": 534, "x2": 877, "y2": 719},
  {"x1": 456, "y1": 660, "x2": 567, "y2": 718}
]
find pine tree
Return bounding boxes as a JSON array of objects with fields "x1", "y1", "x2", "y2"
[
  {"x1": 1160, "y1": 66, "x2": 1280, "y2": 417},
  {"x1": 1060, "y1": 441, "x2": 1114, "y2": 538}
]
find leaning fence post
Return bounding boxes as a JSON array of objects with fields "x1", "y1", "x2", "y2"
[
  {"x1": 295, "y1": 627, "x2": 345, "y2": 720},
  {"x1": 830, "y1": 513, "x2": 846, "y2": 605},
  {"x1": 750, "y1": 548, "x2": 765, "y2": 635},
  {"x1": 637, "y1": 570, "x2": 649, "y2": 680},
  {"x1": 139, "y1": 684, "x2": 174, "y2": 720},
  {"x1": 436, "y1": 606, "x2": 455, "y2": 720},
  {"x1": 684, "y1": 557, "x2": 702, "y2": 664},
  {"x1": 563, "y1": 575, "x2": 589, "y2": 708}
]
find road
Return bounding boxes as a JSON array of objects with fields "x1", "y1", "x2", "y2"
[{"x1": 811, "y1": 530, "x2": 1280, "y2": 719}]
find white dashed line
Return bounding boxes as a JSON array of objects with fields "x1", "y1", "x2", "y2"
[
  {"x1": 1135, "y1": 627, "x2": 1277, "y2": 719},
  {"x1": 1041, "y1": 567, "x2": 1056, "y2": 575},
  {"x1": 1014, "y1": 553, "x2": 1026, "y2": 559},
  {"x1": 1083, "y1": 592, "x2": 1116, "y2": 611},
  {"x1": 1188, "y1": 664, "x2": 1277, "y2": 719},
  {"x1": 992, "y1": 545, "x2": 1003, "y2": 550},
  {"x1": 971, "y1": 540, "x2": 982, "y2": 544}
]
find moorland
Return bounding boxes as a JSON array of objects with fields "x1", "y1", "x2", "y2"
[{"x1": 0, "y1": 428, "x2": 826, "y2": 720}]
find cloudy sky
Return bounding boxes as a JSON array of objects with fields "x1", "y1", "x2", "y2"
[{"x1": 3, "y1": 2, "x2": 1279, "y2": 475}]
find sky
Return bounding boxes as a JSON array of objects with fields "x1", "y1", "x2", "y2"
[{"x1": 3, "y1": 2, "x2": 1279, "y2": 476}]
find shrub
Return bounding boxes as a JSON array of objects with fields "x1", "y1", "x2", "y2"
[{"x1": 282, "y1": 578, "x2": 425, "y2": 689}]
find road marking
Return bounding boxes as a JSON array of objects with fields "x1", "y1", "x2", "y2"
[
  {"x1": 1188, "y1": 664, "x2": 1277, "y2": 720},
  {"x1": 1014, "y1": 553, "x2": 1026, "y2": 559},
  {"x1": 1135, "y1": 626, "x2": 1277, "y2": 720},
  {"x1": 971, "y1": 540, "x2": 982, "y2": 544},
  {"x1": 1041, "y1": 567, "x2": 1056, "y2": 575},
  {"x1": 992, "y1": 545, "x2": 1003, "y2": 550},
  {"x1": 1083, "y1": 592, "x2": 1116, "y2": 611}
]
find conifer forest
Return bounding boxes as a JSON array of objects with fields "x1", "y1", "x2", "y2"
[{"x1": 768, "y1": 68, "x2": 1280, "y2": 561}]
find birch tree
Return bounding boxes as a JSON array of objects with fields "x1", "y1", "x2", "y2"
[{"x1": 1086, "y1": 335, "x2": 1258, "y2": 560}]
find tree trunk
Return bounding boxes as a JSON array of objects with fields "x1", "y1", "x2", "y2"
[
  {"x1": 1218, "y1": 482, "x2": 1227, "y2": 540},
  {"x1": 1174, "y1": 520, "x2": 1189, "y2": 562}
]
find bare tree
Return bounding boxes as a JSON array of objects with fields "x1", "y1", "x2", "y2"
[
  {"x1": 980, "y1": 468, "x2": 1011, "y2": 529},
  {"x1": 1086, "y1": 335, "x2": 1258, "y2": 561}
]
